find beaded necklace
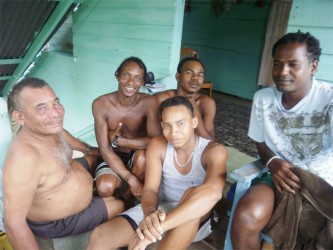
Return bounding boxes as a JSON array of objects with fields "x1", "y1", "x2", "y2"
[{"x1": 173, "y1": 136, "x2": 199, "y2": 168}]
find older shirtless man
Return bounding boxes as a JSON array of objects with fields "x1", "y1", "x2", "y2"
[
  {"x1": 155, "y1": 57, "x2": 216, "y2": 140},
  {"x1": 3, "y1": 78, "x2": 124, "y2": 249},
  {"x1": 93, "y1": 57, "x2": 162, "y2": 200}
]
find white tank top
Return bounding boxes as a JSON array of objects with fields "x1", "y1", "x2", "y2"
[{"x1": 159, "y1": 136, "x2": 211, "y2": 202}]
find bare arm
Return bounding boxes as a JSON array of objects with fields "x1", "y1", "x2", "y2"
[
  {"x1": 61, "y1": 129, "x2": 99, "y2": 156},
  {"x1": 194, "y1": 96, "x2": 216, "y2": 140},
  {"x1": 256, "y1": 142, "x2": 300, "y2": 193},
  {"x1": 134, "y1": 136, "x2": 165, "y2": 242},
  {"x1": 141, "y1": 137, "x2": 164, "y2": 216},
  {"x1": 92, "y1": 98, "x2": 130, "y2": 179},
  {"x1": 3, "y1": 146, "x2": 41, "y2": 249}
]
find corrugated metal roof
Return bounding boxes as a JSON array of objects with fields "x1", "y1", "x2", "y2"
[{"x1": 0, "y1": 0, "x2": 76, "y2": 96}]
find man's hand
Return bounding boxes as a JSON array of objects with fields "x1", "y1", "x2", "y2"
[
  {"x1": 128, "y1": 232, "x2": 153, "y2": 250},
  {"x1": 128, "y1": 175, "x2": 144, "y2": 197},
  {"x1": 268, "y1": 158, "x2": 301, "y2": 194},
  {"x1": 135, "y1": 209, "x2": 166, "y2": 242},
  {"x1": 109, "y1": 122, "x2": 123, "y2": 142},
  {"x1": 85, "y1": 146, "x2": 100, "y2": 156}
]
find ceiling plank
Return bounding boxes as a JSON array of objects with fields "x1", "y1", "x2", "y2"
[
  {"x1": 0, "y1": 76, "x2": 11, "y2": 81},
  {"x1": 2, "y1": 0, "x2": 75, "y2": 97},
  {"x1": 0, "y1": 59, "x2": 22, "y2": 65}
]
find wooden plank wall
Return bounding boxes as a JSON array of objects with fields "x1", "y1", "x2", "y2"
[
  {"x1": 287, "y1": 0, "x2": 333, "y2": 84},
  {"x1": 182, "y1": 1, "x2": 271, "y2": 100},
  {"x1": 26, "y1": 0, "x2": 183, "y2": 145}
]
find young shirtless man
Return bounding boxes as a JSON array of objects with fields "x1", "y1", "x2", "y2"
[
  {"x1": 92, "y1": 57, "x2": 162, "y2": 199},
  {"x1": 3, "y1": 78, "x2": 124, "y2": 249},
  {"x1": 87, "y1": 96, "x2": 227, "y2": 250},
  {"x1": 155, "y1": 57, "x2": 216, "y2": 140}
]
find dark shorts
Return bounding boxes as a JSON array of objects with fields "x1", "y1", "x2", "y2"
[
  {"x1": 253, "y1": 172, "x2": 276, "y2": 191},
  {"x1": 27, "y1": 196, "x2": 108, "y2": 238},
  {"x1": 94, "y1": 151, "x2": 136, "y2": 182},
  {"x1": 114, "y1": 150, "x2": 136, "y2": 170},
  {"x1": 74, "y1": 157, "x2": 90, "y2": 171}
]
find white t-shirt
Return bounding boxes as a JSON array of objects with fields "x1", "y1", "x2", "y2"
[{"x1": 248, "y1": 79, "x2": 333, "y2": 186}]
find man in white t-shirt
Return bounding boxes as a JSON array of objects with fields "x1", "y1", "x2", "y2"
[{"x1": 231, "y1": 31, "x2": 333, "y2": 249}]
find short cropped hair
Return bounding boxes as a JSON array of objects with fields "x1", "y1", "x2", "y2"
[
  {"x1": 159, "y1": 96, "x2": 194, "y2": 119},
  {"x1": 177, "y1": 57, "x2": 205, "y2": 74},
  {"x1": 7, "y1": 77, "x2": 49, "y2": 113},
  {"x1": 272, "y1": 31, "x2": 321, "y2": 62},
  {"x1": 114, "y1": 56, "x2": 147, "y2": 83}
]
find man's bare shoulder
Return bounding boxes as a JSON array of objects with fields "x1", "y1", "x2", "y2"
[
  {"x1": 202, "y1": 141, "x2": 227, "y2": 162},
  {"x1": 92, "y1": 92, "x2": 117, "y2": 111},
  {"x1": 198, "y1": 94, "x2": 215, "y2": 105},
  {"x1": 154, "y1": 89, "x2": 176, "y2": 104},
  {"x1": 4, "y1": 136, "x2": 41, "y2": 174},
  {"x1": 148, "y1": 135, "x2": 167, "y2": 151}
]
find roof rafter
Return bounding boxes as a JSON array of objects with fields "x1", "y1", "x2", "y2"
[{"x1": 2, "y1": 0, "x2": 75, "y2": 97}]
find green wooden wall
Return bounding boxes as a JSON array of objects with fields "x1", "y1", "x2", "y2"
[
  {"x1": 287, "y1": 0, "x2": 333, "y2": 84},
  {"x1": 182, "y1": 1, "x2": 271, "y2": 100},
  {"x1": 27, "y1": 0, "x2": 184, "y2": 145}
]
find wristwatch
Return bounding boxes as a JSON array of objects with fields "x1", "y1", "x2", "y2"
[{"x1": 111, "y1": 135, "x2": 119, "y2": 148}]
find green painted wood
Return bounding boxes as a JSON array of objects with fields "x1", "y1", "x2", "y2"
[
  {"x1": 96, "y1": 0, "x2": 176, "y2": 8},
  {"x1": 84, "y1": 8, "x2": 175, "y2": 26},
  {"x1": 0, "y1": 58, "x2": 22, "y2": 65},
  {"x1": 76, "y1": 22, "x2": 173, "y2": 42},
  {"x1": 289, "y1": 1, "x2": 333, "y2": 27},
  {"x1": 287, "y1": 0, "x2": 333, "y2": 84},
  {"x1": 2, "y1": 0, "x2": 75, "y2": 97},
  {"x1": 182, "y1": 2, "x2": 271, "y2": 99}
]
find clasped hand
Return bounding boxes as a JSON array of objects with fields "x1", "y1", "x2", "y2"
[{"x1": 129, "y1": 209, "x2": 166, "y2": 250}]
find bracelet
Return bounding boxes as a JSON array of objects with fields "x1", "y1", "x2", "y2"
[
  {"x1": 265, "y1": 155, "x2": 281, "y2": 168},
  {"x1": 125, "y1": 173, "x2": 133, "y2": 182},
  {"x1": 84, "y1": 145, "x2": 92, "y2": 154}
]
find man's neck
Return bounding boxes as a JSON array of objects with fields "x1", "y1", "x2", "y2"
[
  {"x1": 116, "y1": 92, "x2": 141, "y2": 108},
  {"x1": 282, "y1": 80, "x2": 313, "y2": 110},
  {"x1": 176, "y1": 88, "x2": 198, "y2": 99}
]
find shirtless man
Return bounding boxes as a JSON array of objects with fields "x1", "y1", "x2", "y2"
[
  {"x1": 92, "y1": 57, "x2": 162, "y2": 199},
  {"x1": 155, "y1": 57, "x2": 216, "y2": 140},
  {"x1": 3, "y1": 78, "x2": 124, "y2": 249},
  {"x1": 87, "y1": 96, "x2": 227, "y2": 250}
]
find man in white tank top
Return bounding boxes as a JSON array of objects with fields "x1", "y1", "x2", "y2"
[{"x1": 87, "y1": 96, "x2": 227, "y2": 250}]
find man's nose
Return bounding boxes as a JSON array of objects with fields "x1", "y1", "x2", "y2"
[
  {"x1": 49, "y1": 106, "x2": 62, "y2": 117},
  {"x1": 170, "y1": 125, "x2": 179, "y2": 135},
  {"x1": 279, "y1": 65, "x2": 289, "y2": 76}
]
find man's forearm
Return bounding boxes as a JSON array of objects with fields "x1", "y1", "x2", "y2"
[
  {"x1": 118, "y1": 137, "x2": 151, "y2": 150},
  {"x1": 141, "y1": 190, "x2": 159, "y2": 216},
  {"x1": 6, "y1": 225, "x2": 39, "y2": 250},
  {"x1": 160, "y1": 184, "x2": 222, "y2": 232}
]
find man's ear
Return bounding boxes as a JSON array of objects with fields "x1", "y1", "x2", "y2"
[
  {"x1": 192, "y1": 117, "x2": 198, "y2": 129},
  {"x1": 310, "y1": 60, "x2": 319, "y2": 75},
  {"x1": 175, "y1": 72, "x2": 180, "y2": 82},
  {"x1": 12, "y1": 110, "x2": 24, "y2": 126}
]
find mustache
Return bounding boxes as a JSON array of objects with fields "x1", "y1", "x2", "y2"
[{"x1": 45, "y1": 118, "x2": 63, "y2": 126}]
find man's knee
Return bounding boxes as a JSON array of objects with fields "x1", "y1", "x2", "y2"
[
  {"x1": 96, "y1": 175, "x2": 121, "y2": 197},
  {"x1": 132, "y1": 150, "x2": 146, "y2": 180},
  {"x1": 103, "y1": 197, "x2": 125, "y2": 218},
  {"x1": 232, "y1": 185, "x2": 275, "y2": 232}
]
